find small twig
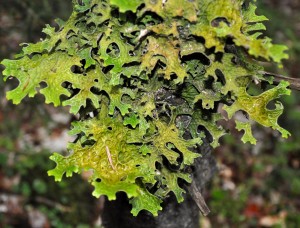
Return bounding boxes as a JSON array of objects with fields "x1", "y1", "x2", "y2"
[
  {"x1": 260, "y1": 71, "x2": 300, "y2": 91},
  {"x1": 105, "y1": 145, "x2": 116, "y2": 170},
  {"x1": 137, "y1": 29, "x2": 149, "y2": 42},
  {"x1": 187, "y1": 181, "x2": 210, "y2": 216}
]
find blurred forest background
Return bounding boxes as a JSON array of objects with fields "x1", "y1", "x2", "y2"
[{"x1": 0, "y1": 0, "x2": 299, "y2": 227}]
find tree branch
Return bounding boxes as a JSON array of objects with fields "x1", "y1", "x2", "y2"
[{"x1": 260, "y1": 71, "x2": 300, "y2": 91}]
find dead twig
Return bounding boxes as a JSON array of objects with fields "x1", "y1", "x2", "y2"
[
  {"x1": 106, "y1": 145, "x2": 116, "y2": 171},
  {"x1": 187, "y1": 181, "x2": 210, "y2": 216},
  {"x1": 260, "y1": 71, "x2": 300, "y2": 91}
]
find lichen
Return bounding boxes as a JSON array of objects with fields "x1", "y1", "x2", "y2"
[{"x1": 1, "y1": 0, "x2": 290, "y2": 216}]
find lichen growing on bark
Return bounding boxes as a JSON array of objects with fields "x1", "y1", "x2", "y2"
[{"x1": 1, "y1": 0, "x2": 290, "y2": 215}]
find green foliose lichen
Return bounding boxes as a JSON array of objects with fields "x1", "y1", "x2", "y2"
[{"x1": 1, "y1": 0, "x2": 290, "y2": 216}]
